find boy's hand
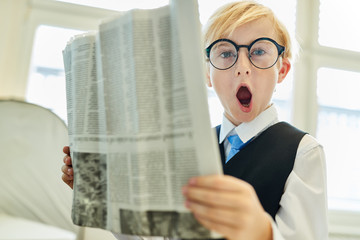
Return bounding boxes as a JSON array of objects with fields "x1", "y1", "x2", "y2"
[
  {"x1": 182, "y1": 175, "x2": 272, "y2": 240},
  {"x1": 61, "y1": 146, "x2": 74, "y2": 189}
]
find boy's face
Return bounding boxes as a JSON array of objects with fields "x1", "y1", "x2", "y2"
[{"x1": 206, "y1": 17, "x2": 291, "y2": 126}]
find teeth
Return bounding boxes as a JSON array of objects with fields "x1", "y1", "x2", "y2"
[{"x1": 242, "y1": 103, "x2": 249, "y2": 107}]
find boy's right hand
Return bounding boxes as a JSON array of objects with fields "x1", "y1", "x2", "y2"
[{"x1": 61, "y1": 146, "x2": 74, "y2": 189}]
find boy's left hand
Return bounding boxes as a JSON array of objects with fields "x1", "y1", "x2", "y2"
[{"x1": 182, "y1": 175, "x2": 272, "y2": 240}]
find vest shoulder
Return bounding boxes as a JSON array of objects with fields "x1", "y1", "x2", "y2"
[{"x1": 265, "y1": 121, "x2": 306, "y2": 140}]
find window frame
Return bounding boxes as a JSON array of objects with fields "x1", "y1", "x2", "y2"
[
  {"x1": 294, "y1": 0, "x2": 360, "y2": 236},
  {"x1": 26, "y1": 0, "x2": 118, "y2": 88}
]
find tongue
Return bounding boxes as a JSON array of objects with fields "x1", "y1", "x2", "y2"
[{"x1": 237, "y1": 86, "x2": 252, "y2": 106}]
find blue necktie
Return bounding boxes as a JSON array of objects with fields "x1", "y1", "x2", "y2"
[{"x1": 226, "y1": 135, "x2": 243, "y2": 163}]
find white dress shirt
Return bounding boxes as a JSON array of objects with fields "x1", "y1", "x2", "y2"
[
  {"x1": 220, "y1": 105, "x2": 328, "y2": 240},
  {"x1": 113, "y1": 105, "x2": 328, "y2": 240}
]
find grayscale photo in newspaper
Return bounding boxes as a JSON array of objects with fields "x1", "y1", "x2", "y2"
[{"x1": 63, "y1": 0, "x2": 222, "y2": 238}]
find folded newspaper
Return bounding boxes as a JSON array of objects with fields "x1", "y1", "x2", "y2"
[{"x1": 63, "y1": 0, "x2": 222, "y2": 238}]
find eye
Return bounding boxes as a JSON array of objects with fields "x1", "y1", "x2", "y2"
[
  {"x1": 251, "y1": 48, "x2": 266, "y2": 56},
  {"x1": 220, "y1": 51, "x2": 235, "y2": 58}
]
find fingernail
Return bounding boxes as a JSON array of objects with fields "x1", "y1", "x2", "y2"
[
  {"x1": 182, "y1": 186, "x2": 188, "y2": 195},
  {"x1": 189, "y1": 177, "x2": 196, "y2": 185}
]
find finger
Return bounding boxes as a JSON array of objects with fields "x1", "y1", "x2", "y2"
[
  {"x1": 63, "y1": 146, "x2": 70, "y2": 155},
  {"x1": 183, "y1": 185, "x2": 247, "y2": 209},
  {"x1": 63, "y1": 155, "x2": 67, "y2": 163},
  {"x1": 61, "y1": 172, "x2": 73, "y2": 182},
  {"x1": 187, "y1": 175, "x2": 250, "y2": 192},
  {"x1": 193, "y1": 213, "x2": 242, "y2": 240},
  {"x1": 61, "y1": 165, "x2": 73, "y2": 176},
  {"x1": 186, "y1": 200, "x2": 243, "y2": 227},
  {"x1": 61, "y1": 174, "x2": 74, "y2": 189},
  {"x1": 62, "y1": 172, "x2": 73, "y2": 180},
  {"x1": 63, "y1": 155, "x2": 72, "y2": 166}
]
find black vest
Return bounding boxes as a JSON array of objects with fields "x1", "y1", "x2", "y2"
[{"x1": 216, "y1": 122, "x2": 306, "y2": 220}]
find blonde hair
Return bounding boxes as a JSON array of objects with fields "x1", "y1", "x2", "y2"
[{"x1": 203, "y1": 1, "x2": 292, "y2": 59}]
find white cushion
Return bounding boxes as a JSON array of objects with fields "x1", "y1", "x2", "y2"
[
  {"x1": 0, "y1": 100, "x2": 77, "y2": 233},
  {"x1": 0, "y1": 213, "x2": 76, "y2": 240}
]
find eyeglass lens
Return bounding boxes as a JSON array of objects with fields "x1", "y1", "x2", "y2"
[{"x1": 209, "y1": 39, "x2": 280, "y2": 70}]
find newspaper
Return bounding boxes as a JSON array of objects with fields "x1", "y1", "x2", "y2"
[{"x1": 63, "y1": 0, "x2": 222, "y2": 238}]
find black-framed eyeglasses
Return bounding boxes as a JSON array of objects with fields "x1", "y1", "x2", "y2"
[{"x1": 205, "y1": 37, "x2": 285, "y2": 70}]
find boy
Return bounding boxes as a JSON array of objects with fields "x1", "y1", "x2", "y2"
[{"x1": 62, "y1": 1, "x2": 328, "y2": 239}]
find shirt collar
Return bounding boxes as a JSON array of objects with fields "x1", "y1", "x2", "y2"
[{"x1": 219, "y1": 104, "x2": 279, "y2": 144}]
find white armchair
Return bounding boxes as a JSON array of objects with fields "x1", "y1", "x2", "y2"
[{"x1": 0, "y1": 100, "x2": 116, "y2": 240}]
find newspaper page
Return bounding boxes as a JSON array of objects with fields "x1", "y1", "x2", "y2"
[
  {"x1": 63, "y1": 31, "x2": 109, "y2": 229},
  {"x1": 63, "y1": 0, "x2": 222, "y2": 238}
]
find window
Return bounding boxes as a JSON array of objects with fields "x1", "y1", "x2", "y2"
[
  {"x1": 316, "y1": 0, "x2": 360, "y2": 214},
  {"x1": 319, "y1": 0, "x2": 360, "y2": 52},
  {"x1": 317, "y1": 68, "x2": 360, "y2": 211},
  {"x1": 308, "y1": 0, "x2": 360, "y2": 236},
  {"x1": 26, "y1": 25, "x2": 84, "y2": 122},
  {"x1": 56, "y1": 0, "x2": 169, "y2": 11}
]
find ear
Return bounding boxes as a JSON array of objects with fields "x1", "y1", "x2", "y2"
[
  {"x1": 205, "y1": 63, "x2": 212, "y2": 87},
  {"x1": 277, "y1": 58, "x2": 291, "y2": 84}
]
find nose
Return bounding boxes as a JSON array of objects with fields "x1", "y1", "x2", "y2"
[{"x1": 234, "y1": 48, "x2": 251, "y2": 76}]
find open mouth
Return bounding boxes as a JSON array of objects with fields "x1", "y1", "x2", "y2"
[{"x1": 237, "y1": 86, "x2": 252, "y2": 108}]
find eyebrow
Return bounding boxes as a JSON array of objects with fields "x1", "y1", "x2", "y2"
[{"x1": 214, "y1": 42, "x2": 233, "y2": 48}]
